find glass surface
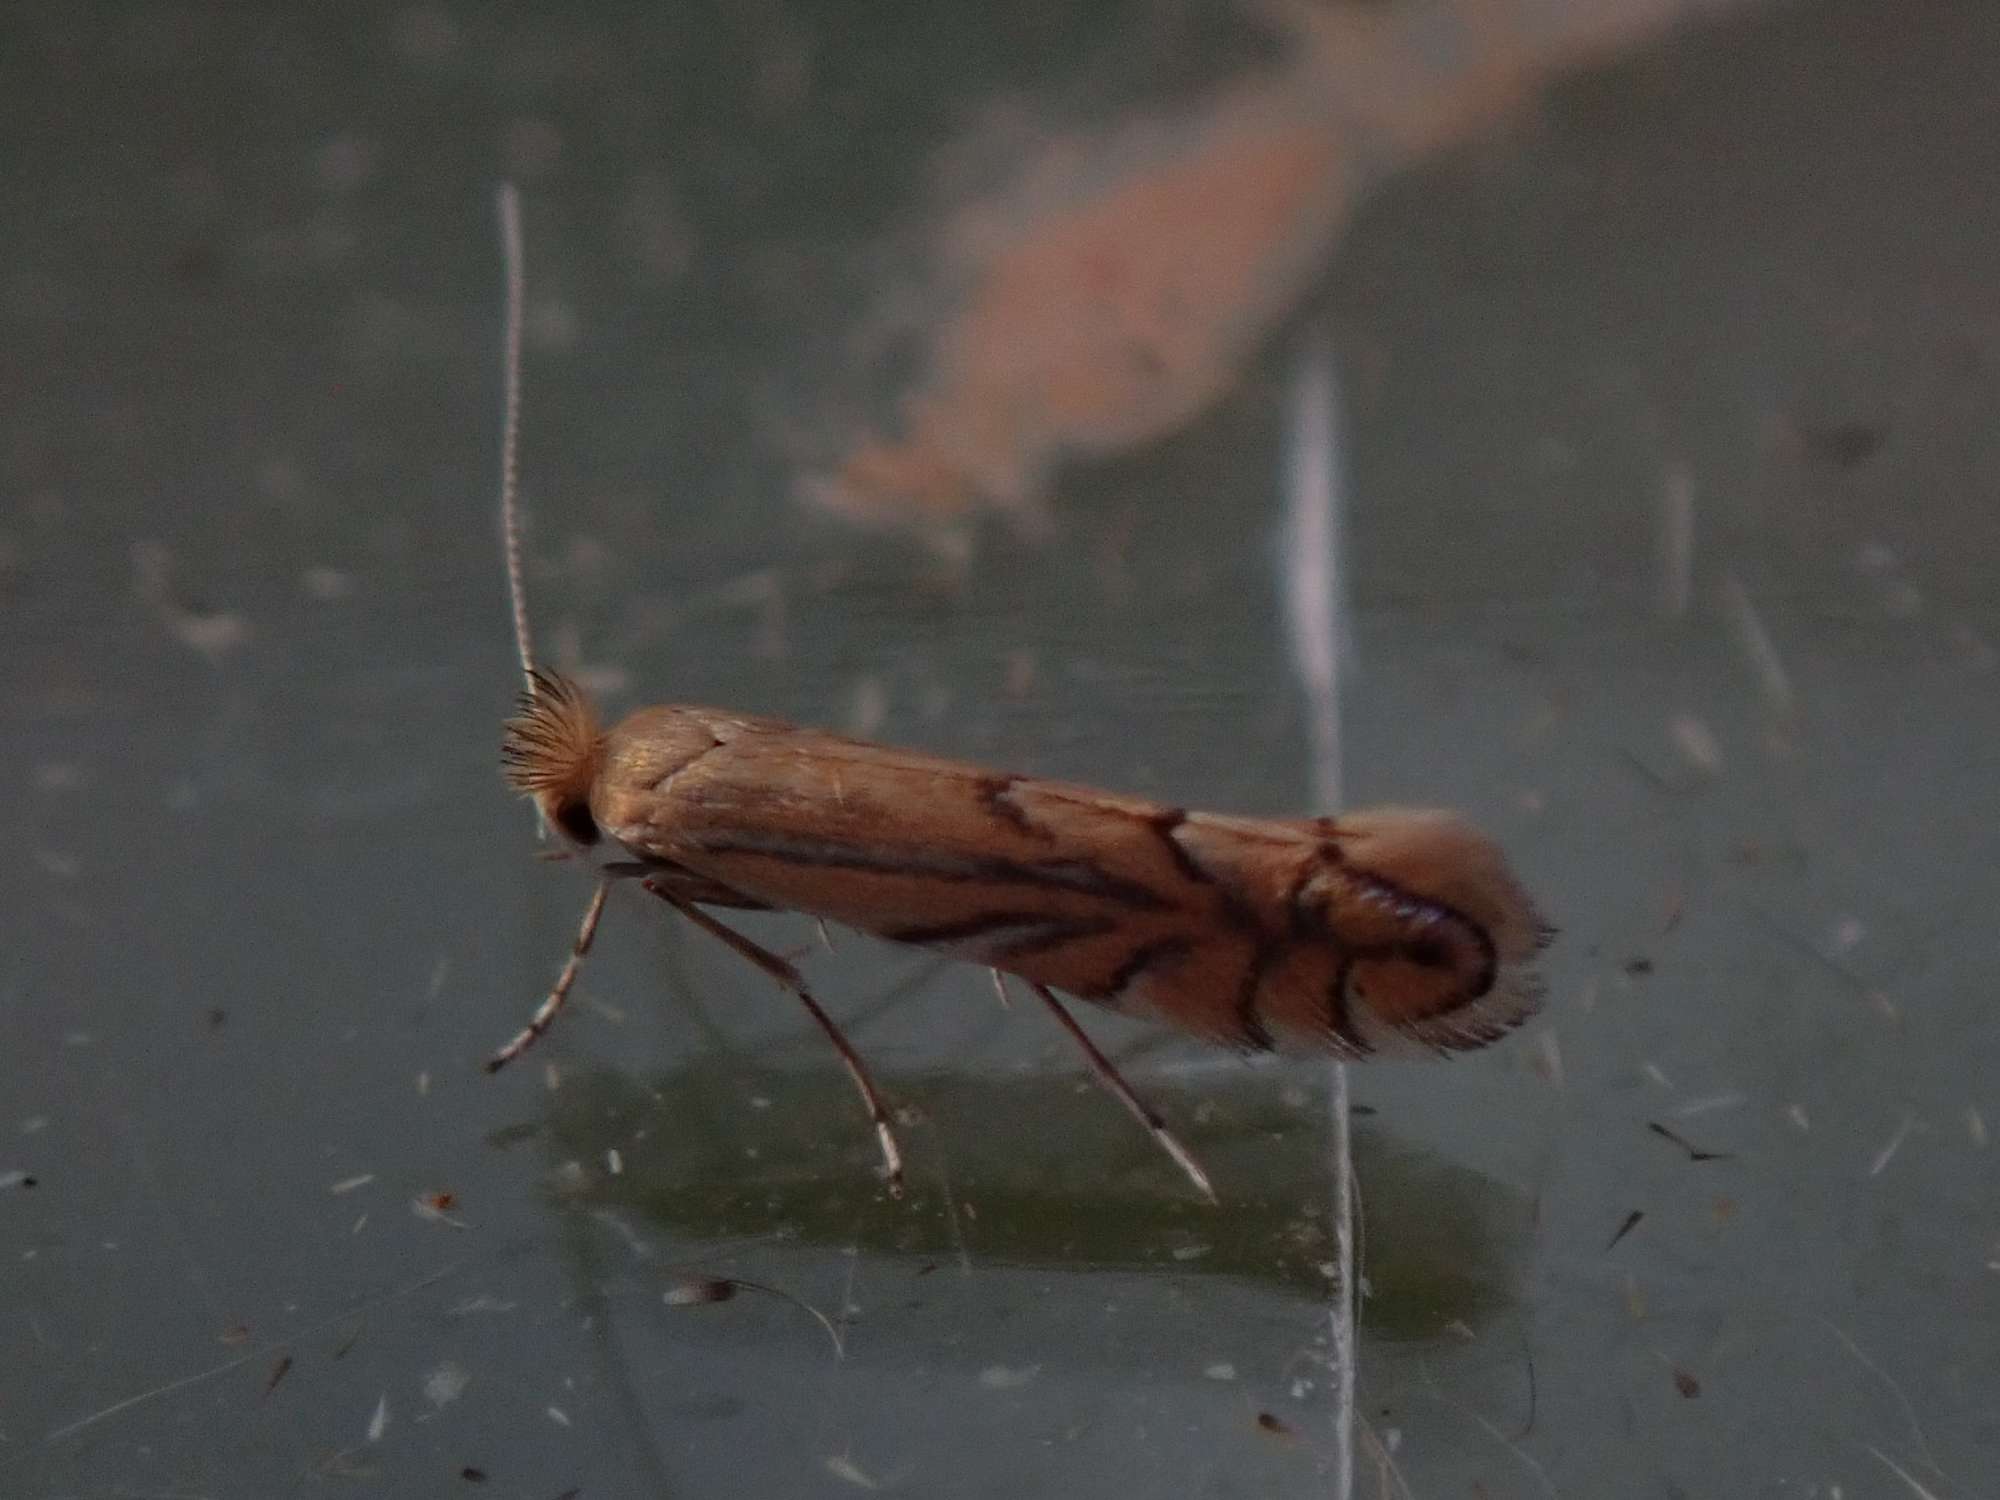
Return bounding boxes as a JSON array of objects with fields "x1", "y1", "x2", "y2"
[{"x1": 5, "y1": 2, "x2": 1996, "y2": 1495}]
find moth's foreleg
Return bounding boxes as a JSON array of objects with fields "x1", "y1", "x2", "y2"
[
  {"x1": 1026, "y1": 982, "x2": 1217, "y2": 1205},
  {"x1": 486, "y1": 878, "x2": 612, "y2": 1073},
  {"x1": 642, "y1": 880, "x2": 905, "y2": 1199}
]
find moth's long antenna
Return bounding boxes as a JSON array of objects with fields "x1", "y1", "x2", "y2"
[{"x1": 495, "y1": 181, "x2": 536, "y2": 691}]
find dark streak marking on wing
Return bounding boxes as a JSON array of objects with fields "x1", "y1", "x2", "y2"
[{"x1": 691, "y1": 830, "x2": 1171, "y2": 911}]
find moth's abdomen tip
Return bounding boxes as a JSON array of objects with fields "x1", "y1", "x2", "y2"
[
  {"x1": 1330, "y1": 807, "x2": 1548, "y2": 962},
  {"x1": 1325, "y1": 807, "x2": 1550, "y2": 1051}
]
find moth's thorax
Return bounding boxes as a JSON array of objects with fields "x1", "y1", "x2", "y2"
[{"x1": 590, "y1": 703, "x2": 795, "y2": 843}]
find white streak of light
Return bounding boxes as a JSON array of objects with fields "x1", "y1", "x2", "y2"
[{"x1": 1281, "y1": 327, "x2": 1354, "y2": 1500}]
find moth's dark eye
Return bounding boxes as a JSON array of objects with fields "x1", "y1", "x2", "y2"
[
  {"x1": 553, "y1": 799, "x2": 600, "y2": 847},
  {"x1": 1404, "y1": 937, "x2": 1450, "y2": 969}
]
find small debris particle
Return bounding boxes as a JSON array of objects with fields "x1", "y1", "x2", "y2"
[
  {"x1": 1531, "y1": 1030, "x2": 1564, "y2": 1088},
  {"x1": 1668, "y1": 714, "x2": 1722, "y2": 774},
  {"x1": 0, "y1": 1170, "x2": 36, "y2": 1190},
  {"x1": 330, "y1": 1173, "x2": 376, "y2": 1195},
  {"x1": 545, "y1": 1405, "x2": 571, "y2": 1427},
  {"x1": 1672, "y1": 1092, "x2": 1745, "y2": 1118},
  {"x1": 825, "y1": 1454, "x2": 880, "y2": 1489},
  {"x1": 1623, "y1": 956, "x2": 1655, "y2": 977},
  {"x1": 1868, "y1": 1113, "x2": 1915, "y2": 1177},
  {"x1": 302, "y1": 566, "x2": 353, "y2": 600},
  {"x1": 664, "y1": 1278, "x2": 737, "y2": 1307},
  {"x1": 367, "y1": 1393, "x2": 390, "y2": 1442},
  {"x1": 1787, "y1": 1103, "x2": 1811, "y2": 1132},
  {"x1": 1966, "y1": 1106, "x2": 1987, "y2": 1148},
  {"x1": 1720, "y1": 572, "x2": 1796, "y2": 721},
  {"x1": 1255, "y1": 1411, "x2": 1296, "y2": 1441},
  {"x1": 1169, "y1": 1244, "x2": 1211, "y2": 1262},
  {"x1": 424, "y1": 1361, "x2": 470, "y2": 1408},
  {"x1": 1671, "y1": 1365, "x2": 1701, "y2": 1399},
  {"x1": 1605, "y1": 1210, "x2": 1645, "y2": 1252},
  {"x1": 1203, "y1": 1362, "x2": 1237, "y2": 1381},
  {"x1": 1660, "y1": 889, "x2": 1686, "y2": 934},
  {"x1": 605, "y1": 1148, "x2": 623, "y2": 1176},
  {"x1": 978, "y1": 1364, "x2": 1040, "y2": 1390},
  {"x1": 413, "y1": 1192, "x2": 470, "y2": 1229},
  {"x1": 416, "y1": 1071, "x2": 431, "y2": 1096},
  {"x1": 219, "y1": 1323, "x2": 251, "y2": 1345},
  {"x1": 1623, "y1": 1274, "x2": 1646, "y2": 1321},
  {"x1": 1647, "y1": 1121, "x2": 1733, "y2": 1162},
  {"x1": 461, "y1": 1466, "x2": 488, "y2": 1482},
  {"x1": 263, "y1": 1355, "x2": 294, "y2": 1399}
]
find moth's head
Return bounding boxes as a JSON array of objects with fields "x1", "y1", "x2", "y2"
[{"x1": 501, "y1": 668, "x2": 606, "y2": 848}]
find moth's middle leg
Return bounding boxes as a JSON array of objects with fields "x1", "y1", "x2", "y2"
[
  {"x1": 641, "y1": 879, "x2": 905, "y2": 1198},
  {"x1": 1025, "y1": 979, "x2": 1217, "y2": 1205}
]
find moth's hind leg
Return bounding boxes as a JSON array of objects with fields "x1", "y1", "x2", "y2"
[
  {"x1": 486, "y1": 878, "x2": 612, "y2": 1073},
  {"x1": 642, "y1": 880, "x2": 905, "y2": 1199},
  {"x1": 1024, "y1": 980, "x2": 1217, "y2": 1205}
]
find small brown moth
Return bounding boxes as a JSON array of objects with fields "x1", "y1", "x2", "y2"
[{"x1": 484, "y1": 186, "x2": 1551, "y2": 1201}]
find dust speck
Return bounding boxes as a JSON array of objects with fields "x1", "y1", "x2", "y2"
[{"x1": 423, "y1": 1360, "x2": 470, "y2": 1408}]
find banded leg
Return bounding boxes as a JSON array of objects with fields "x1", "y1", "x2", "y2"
[
  {"x1": 643, "y1": 880, "x2": 905, "y2": 1198},
  {"x1": 1027, "y1": 982, "x2": 1217, "y2": 1205},
  {"x1": 487, "y1": 878, "x2": 612, "y2": 1072}
]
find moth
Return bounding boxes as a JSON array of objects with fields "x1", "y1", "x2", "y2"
[{"x1": 484, "y1": 187, "x2": 1551, "y2": 1201}]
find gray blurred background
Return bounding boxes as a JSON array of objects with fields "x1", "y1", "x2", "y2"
[{"x1": 4, "y1": 1, "x2": 1996, "y2": 1495}]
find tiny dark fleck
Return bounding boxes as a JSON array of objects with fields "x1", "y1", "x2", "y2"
[
  {"x1": 1648, "y1": 1121, "x2": 1734, "y2": 1163},
  {"x1": 1605, "y1": 1209, "x2": 1645, "y2": 1252},
  {"x1": 18, "y1": 1175, "x2": 37, "y2": 1189},
  {"x1": 1671, "y1": 1366, "x2": 1701, "y2": 1399},
  {"x1": 206, "y1": 1007, "x2": 228, "y2": 1030},
  {"x1": 1623, "y1": 956, "x2": 1654, "y2": 976},
  {"x1": 461, "y1": 1466, "x2": 488, "y2": 1482},
  {"x1": 1804, "y1": 420, "x2": 1886, "y2": 469},
  {"x1": 1254, "y1": 1411, "x2": 1294, "y2": 1439}
]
